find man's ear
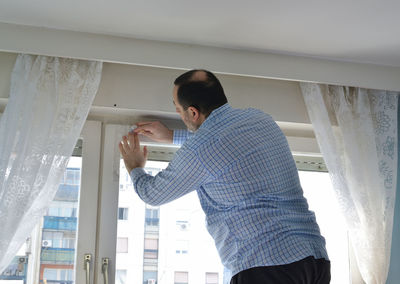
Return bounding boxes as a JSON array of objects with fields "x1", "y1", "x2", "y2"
[{"x1": 187, "y1": 106, "x2": 200, "y2": 121}]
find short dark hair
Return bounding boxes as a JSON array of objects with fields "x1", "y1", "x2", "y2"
[{"x1": 174, "y1": 69, "x2": 227, "y2": 117}]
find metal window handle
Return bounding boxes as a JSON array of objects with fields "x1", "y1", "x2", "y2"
[
  {"x1": 102, "y1": 257, "x2": 109, "y2": 284},
  {"x1": 84, "y1": 254, "x2": 91, "y2": 284}
]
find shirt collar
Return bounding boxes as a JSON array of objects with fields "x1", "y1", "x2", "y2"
[{"x1": 198, "y1": 103, "x2": 231, "y2": 130}]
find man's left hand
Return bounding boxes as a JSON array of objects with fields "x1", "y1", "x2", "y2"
[{"x1": 119, "y1": 132, "x2": 148, "y2": 173}]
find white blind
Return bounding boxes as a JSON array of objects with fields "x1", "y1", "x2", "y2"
[
  {"x1": 144, "y1": 238, "x2": 158, "y2": 250},
  {"x1": 206, "y1": 272, "x2": 218, "y2": 284},
  {"x1": 174, "y1": 271, "x2": 188, "y2": 282},
  {"x1": 116, "y1": 237, "x2": 128, "y2": 253}
]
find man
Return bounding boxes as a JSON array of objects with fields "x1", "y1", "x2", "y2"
[{"x1": 119, "y1": 69, "x2": 330, "y2": 283}]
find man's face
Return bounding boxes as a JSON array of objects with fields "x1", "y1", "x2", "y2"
[{"x1": 173, "y1": 85, "x2": 198, "y2": 132}]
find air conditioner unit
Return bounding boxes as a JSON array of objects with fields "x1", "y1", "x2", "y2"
[
  {"x1": 42, "y1": 240, "x2": 52, "y2": 247},
  {"x1": 147, "y1": 279, "x2": 156, "y2": 284}
]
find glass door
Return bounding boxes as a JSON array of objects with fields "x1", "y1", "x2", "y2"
[
  {"x1": 96, "y1": 125, "x2": 227, "y2": 284},
  {"x1": 0, "y1": 121, "x2": 101, "y2": 284}
]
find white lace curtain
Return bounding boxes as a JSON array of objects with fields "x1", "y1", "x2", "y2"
[
  {"x1": 0, "y1": 54, "x2": 102, "y2": 273},
  {"x1": 300, "y1": 83, "x2": 398, "y2": 284}
]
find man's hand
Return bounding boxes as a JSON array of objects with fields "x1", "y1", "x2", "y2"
[
  {"x1": 119, "y1": 132, "x2": 148, "y2": 173},
  {"x1": 134, "y1": 121, "x2": 173, "y2": 143}
]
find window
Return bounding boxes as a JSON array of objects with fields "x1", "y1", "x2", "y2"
[
  {"x1": 206, "y1": 272, "x2": 219, "y2": 284},
  {"x1": 299, "y1": 170, "x2": 350, "y2": 284},
  {"x1": 43, "y1": 268, "x2": 73, "y2": 281},
  {"x1": 145, "y1": 208, "x2": 159, "y2": 226},
  {"x1": 64, "y1": 168, "x2": 80, "y2": 185},
  {"x1": 144, "y1": 238, "x2": 158, "y2": 259},
  {"x1": 117, "y1": 237, "x2": 128, "y2": 253},
  {"x1": 116, "y1": 269, "x2": 127, "y2": 284},
  {"x1": 174, "y1": 271, "x2": 188, "y2": 284},
  {"x1": 175, "y1": 240, "x2": 189, "y2": 255},
  {"x1": 118, "y1": 207, "x2": 129, "y2": 220},
  {"x1": 143, "y1": 270, "x2": 157, "y2": 284},
  {"x1": 43, "y1": 268, "x2": 57, "y2": 280}
]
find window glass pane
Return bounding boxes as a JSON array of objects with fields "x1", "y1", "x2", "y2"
[
  {"x1": 144, "y1": 239, "x2": 158, "y2": 250},
  {"x1": 118, "y1": 208, "x2": 129, "y2": 220},
  {"x1": 299, "y1": 171, "x2": 350, "y2": 284},
  {"x1": 174, "y1": 271, "x2": 188, "y2": 283},
  {"x1": 116, "y1": 269, "x2": 127, "y2": 284},
  {"x1": 206, "y1": 272, "x2": 219, "y2": 284},
  {"x1": 143, "y1": 270, "x2": 157, "y2": 284},
  {"x1": 43, "y1": 268, "x2": 57, "y2": 280},
  {"x1": 116, "y1": 160, "x2": 224, "y2": 284},
  {"x1": 117, "y1": 238, "x2": 128, "y2": 253}
]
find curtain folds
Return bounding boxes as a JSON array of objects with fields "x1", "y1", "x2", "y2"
[
  {"x1": 0, "y1": 54, "x2": 102, "y2": 273},
  {"x1": 300, "y1": 83, "x2": 398, "y2": 284}
]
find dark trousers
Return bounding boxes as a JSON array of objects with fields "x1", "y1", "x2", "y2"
[{"x1": 230, "y1": 256, "x2": 331, "y2": 284}]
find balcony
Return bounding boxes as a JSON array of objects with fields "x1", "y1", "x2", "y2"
[
  {"x1": 54, "y1": 184, "x2": 79, "y2": 202},
  {"x1": 40, "y1": 248, "x2": 75, "y2": 264},
  {"x1": 145, "y1": 218, "x2": 159, "y2": 227},
  {"x1": 0, "y1": 256, "x2": 27, "y2": 281},
  {"x1": 40, "y1": 281, "x2": 73, "y2": 284},
  {"x1": 43, "y1": 216, "x2": 77, "y2": 231}
]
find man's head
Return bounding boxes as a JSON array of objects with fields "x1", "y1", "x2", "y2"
[{"x1": 173, "y1": 69, "x2": 227, "y2": 131}]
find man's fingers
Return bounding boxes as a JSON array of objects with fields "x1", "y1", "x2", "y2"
[
  {"x1": 143, "y1": 145, "x2": 148, "y2": 159},
  {"x1": 127, "y1": 132, "x2": 141, "y2": 150},
  {"x1": 122, "y1": 136, "x2": 131, "y2": 152},
  {"x1": 133, "y1": 132, "x2": 140, "y2": 150},
  {"x1": 118, "y1": 141, "x2": 126, "y2": 156},
  {"x1": 134, "y1": 126, "x2": 153, "y2": 134}
]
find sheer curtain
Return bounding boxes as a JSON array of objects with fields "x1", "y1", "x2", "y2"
[
  {"x1": 300, "y1": 83, "x2": 398, "y2": 284},
  {"x1": 0, "y1": 54, "x2": 102, "y2": 273}
]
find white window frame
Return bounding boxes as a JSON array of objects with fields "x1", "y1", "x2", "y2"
[{"x1": 73, "y1": 120, "x2": 102, "y2": 284}]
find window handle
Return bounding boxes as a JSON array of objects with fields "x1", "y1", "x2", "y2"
[
  {"x1": 84, "y1": 254, "x2": 91, "y2": 284},
  {"x1": 102, "y1": 257, "x2": 109, "y2": 284}
]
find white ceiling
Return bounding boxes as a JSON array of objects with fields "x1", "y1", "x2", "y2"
[{"x1": 0, "y1": 0, "x2": 399, "y2": 67}]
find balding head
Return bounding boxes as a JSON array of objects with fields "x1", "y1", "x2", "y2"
[
  {"x1": 173, "y1": 69, "x2": 228, "y2": 117},
  {"x1": 190, "y1": 70, "x2": 208, "y2": 81}
]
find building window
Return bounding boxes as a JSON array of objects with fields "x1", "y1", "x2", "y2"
[
  {"x1": 118, "y1": 208, "x2": 129, "y2": 220},
  {"x1": 174, "y1": 271, "x2": 188, "y2": 284},
  {"x1": 143, "y1": 270, "x2": 157, "y2": 284},
  {"x1": 144, "y1": 238, "x2": 158, "y2": 259},
  {"x1": 117, "y1": 237, "x2": 128, "y2": 253},
  {"x1": 116, "y1": 269, "x2": 127, "y2": 284},
  {"x1": 43, "y1": 268, "x2": 73, "y2": 281},
  {"x1": 206, "y1": 272, "x2": 219, "y2": 284},
  {"x1": 175, "y1": 240, "x2": 189, "y2": 255},
  {"x1": 64, "y1": 168, "x2": 80, "y2": 185},
  {"x1": 145, "y1": 208, "x2": 159, "y2": 226}
]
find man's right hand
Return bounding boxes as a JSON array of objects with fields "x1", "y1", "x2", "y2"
[{"x1": 134, "y1": 121, "x2": 173, "y2": 143}]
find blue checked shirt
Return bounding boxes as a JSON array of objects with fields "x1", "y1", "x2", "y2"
[{"x1": 130, "y1": 104, "x2": 329, "y2": 276}]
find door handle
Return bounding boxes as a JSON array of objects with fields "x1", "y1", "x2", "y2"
[
  {"x1": 102, "y1": 257, "x2": 109, "y2": 284},
  {"x1": 84, "y1": 254, "x2": 91, "y2": 284}
]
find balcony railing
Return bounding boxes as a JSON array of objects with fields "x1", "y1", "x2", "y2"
[
  {"x1": 40, "y1": 248, "x2": 75, "y2": 264},
  {"x1": 43, "y1": 216, "x2": 77, "y2": 231},
  {"x1": 54, "y1": 184, "x2": 79, "y2": 202},
  {"x1": 40, "y1": 280, "x2": 73, "y2": 284},
  {"x1": 145, "y1": 218, "x2": 159, "y2": 227}
]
